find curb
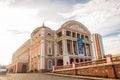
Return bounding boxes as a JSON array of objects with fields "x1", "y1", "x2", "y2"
[{"x1": 46, "y1": 73, "x2": 118, "y2": 80}]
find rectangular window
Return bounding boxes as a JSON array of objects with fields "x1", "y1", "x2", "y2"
[
  {"x1": 77, "y1": 33, "x2": 80, "y2": 38},
  {"x1": 85, "y1": 36, "x2": 89, "y2": 40},
  {"x1": 81, "y1": 35, "x2": 84, "y2": 39},
  {"x1": 66, "y1": 31, "x2": 71, "y2": 36},
  {"x1": 72, "y1": 32, "x2": 76, "y2": 37},
  {"x1": 57, "y1": 31, "x2": 62, "y2": 37}
]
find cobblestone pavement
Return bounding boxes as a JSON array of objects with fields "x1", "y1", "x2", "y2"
[{"x1": 0, "y1": 73, "x2": 87, "y2": 80}]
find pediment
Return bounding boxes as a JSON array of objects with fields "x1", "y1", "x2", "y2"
[{"x1": 62, "y1": 20, "x2": 90, "y2": 34}]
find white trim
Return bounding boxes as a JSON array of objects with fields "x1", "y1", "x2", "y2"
[{"x1": 40, "y1": 39, "x2": 45, "y2": 69}]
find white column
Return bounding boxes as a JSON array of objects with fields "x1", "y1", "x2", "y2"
[
  {"x1": 85, "y1": 44, "x2": 87, "y2": 56},
  {"x1": 54, "y1": 32, "x2": 58, "y2": 56},
  {"x1": 91, "y1": 35, "x2": 98, "y2": 60},
  {"x1": 63, "y1": 39, "x2": 69, "y2": 65},
  {"x1": 40, "y1": 28, "x2": 45, "y2": 69},
  {"x1": 83, "y1": 35, "x2": 85, "y2": 40},
  {"x1": 54, "y1": 42, "x2": 57, "y2": 66},
  {"x1": 89, "y1": 44, "x2": 93, "y2": 57},
  {"x1": 63, "y1": 39, "x2": 68, "y2": 53},
  {"x1": 54, "y1": 58, "x2": 57, "y2": 66},
  {"x1": 40, "y1": 39, "x2": 45, "y2": 69},
  {"x1": 88, "y1": 44, "x2": 91, "y2": 56},
  {"x1": 75, "y1": 32, "x2": 77, "y2": 38},
  {"x1": 86, "y1": 44, "x2": 90, "y2": 56},
  {"x1": 54, "y1": 42, "x2": 57, "y2": 56},
  {"x1": 62, "y1": 29, "x2": 66, "y2": 36},
  {"x1": 98, "y1": 35, "x2": 105, "y2": 58},
  {"x1": 71, "y1": 31, "x2": 72, "y2": 37}
]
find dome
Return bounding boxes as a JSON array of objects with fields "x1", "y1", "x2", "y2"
[
  {"x1": 31, "y1": 25, "x2": 52, "y2": 36},
  {"x1": 31, "y1": 27, "x2": 42, "y2": 36}
]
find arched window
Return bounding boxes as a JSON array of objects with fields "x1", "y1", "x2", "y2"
[
  {"x1": 49, "y1": 47, "x2": 51, "y2": 54},
  {"x1": 48, "y1": 41, "x2": 52, "y2": 55},
  {"x1": 48, "y1": 33, "x2": 51, "y2": 36},
  {"x1": 48, "y1": 60, "x2": 52, "y2": 70}
]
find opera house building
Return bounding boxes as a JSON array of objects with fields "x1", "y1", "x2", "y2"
[{"x1": 7, "y1": 20, "x2": 104, "y2": 73}]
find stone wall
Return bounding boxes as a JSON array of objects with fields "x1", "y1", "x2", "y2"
[
  {"x1": 53, "y1": 55, "x2": 120, "y2": 79},
  {"x1": 54, "y1": 63, "x2": 120, "y2": 79}
]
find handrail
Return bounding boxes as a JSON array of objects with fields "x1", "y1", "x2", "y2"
[{"x1": 53, "y1": 56, "x2": 120, "y2": 71}]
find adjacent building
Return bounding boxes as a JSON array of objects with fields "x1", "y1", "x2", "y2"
[
  {"x1": 0, "y1": 65, "x2": 6, "y2": 74},
  {"x1": 7, "y1": 40, "x2": 30, "y2": 73},
  {"x1": 7, "y1": 20, "x2": 104, "y2": 73},
  {"x1": 91, "y1": 33, "x2": 105, "y2": 60}
]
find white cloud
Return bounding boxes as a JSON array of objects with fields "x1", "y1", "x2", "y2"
[
  {"x1": 0, "y1": 0, "x2": 120, "y2": 65},
  {"x1": 0, "y1": 31, "x2": 30, "y2": 65},
  {"x1": 60, "y1": 0, "x2": 120, "y2": 35},
  {"x1": 59, "y1": 0, "x2": 120, "y2": 55},
  {"x1": 5, "y1": 0, "x2": 73, "y2": 29},
  {"x1": 103, "y1": 34, "x2": 120, "y2": 54},
  {"x1": 7, "y1": 29, "x2": 30, "y2": 34}
]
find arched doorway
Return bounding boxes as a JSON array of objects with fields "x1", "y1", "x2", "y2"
[
  {"x1": 10, "y1": 69, "x2": 13, "y2": 73},
  {"x1": 57, "y1": 59, "x2": 63, "y2": 66},
  {"x1": 22, "y1": 65, "x2": 27, "y2": 73},
  {"x1": 76, "y1": 59, "x2": 79, "y2": 63},
  {"x1": 88, "y1": 59, "x2": 91, "y2": 61},
  {"x1": 80, "y1": 59, "x2": 83, "y2": 62},
  {"x1": 70, "y1": 58, "x2": 74, "y2": 64},
  {"x1": 85, "y1": 59, "x2": 87, "y2": 62}
]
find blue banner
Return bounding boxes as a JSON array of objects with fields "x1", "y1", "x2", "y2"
[{"x1": 77, "y1": 38, "x2": 83, "y2": 56}]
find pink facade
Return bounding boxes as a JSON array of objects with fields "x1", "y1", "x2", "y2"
[{"x1": 7, "y1": 20, "x2": 94, "y2": 73}]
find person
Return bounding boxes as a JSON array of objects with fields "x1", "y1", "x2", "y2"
[{"x1": 67, "y1": 62, "x2": 68, "y2": 65}]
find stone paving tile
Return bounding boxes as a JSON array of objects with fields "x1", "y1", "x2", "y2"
[
  {"x1": 0, "y1": 73, "x2": 86, "y2": 80},
  {"x1": 47, "y1": 73, "x2": 119, "y2": 80},
  {"x1": 0, "y1": 75, "x2": 8, "y2": 80}
]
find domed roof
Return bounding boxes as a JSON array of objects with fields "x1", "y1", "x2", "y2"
[
  {"x1": 31, "y1": 27, "x2": 42, "y2": 36},
  {"x1": 31, "y1": 25, "x2": 52, "y2": 36}
]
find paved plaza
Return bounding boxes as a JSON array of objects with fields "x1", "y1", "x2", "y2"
[
  {"x1": 0, "y1": 73, "x2": 118, "y2": 80},
  {"x1": 0, "y1": 73, "x2": 87, "y2": 80}
]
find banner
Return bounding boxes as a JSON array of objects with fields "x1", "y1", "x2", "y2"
[{"x1": 77, "y1": 38, "x2": 83, "y2": 56}]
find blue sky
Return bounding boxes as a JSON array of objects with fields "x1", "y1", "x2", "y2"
[{"x1": 0, "y1": 0, "x2": 120, "y2": 65}]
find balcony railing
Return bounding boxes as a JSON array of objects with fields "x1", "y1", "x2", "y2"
[
  {"x1": 112, "y1": 56, "x2": 120, "y2": 62},
  {"x1": 53, "y1": 55, "x2": 120, "y2": 72}
]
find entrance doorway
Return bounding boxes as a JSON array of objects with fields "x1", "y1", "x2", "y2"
[
  {"x1": 57, "y1": 59, "x2": 63, "y2": 66},
  {"x1": 70, "y1": 58, "x2": 74, "y2": 64},
  {"x1": 22, "y1": 65, "x2": 27, "y2": 73}
]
